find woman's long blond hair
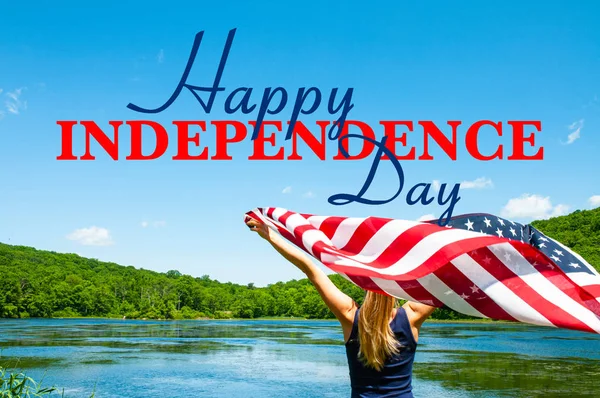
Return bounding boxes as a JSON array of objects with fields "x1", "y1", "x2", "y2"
[{"x1": 358, "y1": 291, "x2": 399, "y2": 371}]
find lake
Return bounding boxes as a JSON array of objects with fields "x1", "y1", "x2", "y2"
[{"x1": 1, "y1": 319, "x2": 599, "y2": 397}]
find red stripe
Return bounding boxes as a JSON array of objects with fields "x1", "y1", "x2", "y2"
[
  {"x1": 317, "y1": 216, "x2": 346, "y2": 240},
  {"x1": 361, "y1": 223, "x2": 452, "y2": 268},
  {"x1": 473, "y1": 246, "x2": 595, "y2": 333},
  {"x1": 321, "y1": 235, "x2": 503, "y2": 281},
  {"x1": 515, "y1": 244, "x2": 600, "y2": 318},
  {"x1": 257, "y1": 209, "x2": 600, "y2": 334},
  {"x1": 434, "y1": 262, "x2": 517, "y2": 322},
  {"x1": 395, "y1": 280, "x2": 444, "y2": 307},
  {"x1": 347, "y1": 275, "x2": 386, "y2": 295},
  {"x1": 277, "y1": 210, "x2": 294, "y2": 226},
  {"x1": 582, "y1": 284, "x2": 600, "y2": 297},
  {"x1": 338, "y1": 217, "x2": 391, "y2": 255},
  {"x1": 311, "y1": 241, "x2": 329, "y2": 262}
]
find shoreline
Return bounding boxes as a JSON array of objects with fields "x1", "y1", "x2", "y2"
[{"x1": 1, "y1": 316, "x2": 509, "y2": 324}]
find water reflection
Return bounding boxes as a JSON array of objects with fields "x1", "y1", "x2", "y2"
[
  {"x1": 0, "y1": 319, "x2": 598, "y2": 397},
  {"x1": 415, "y1": 352, "x2": 600, "y2": 397}
]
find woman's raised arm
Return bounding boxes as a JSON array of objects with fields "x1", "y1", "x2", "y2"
[{"x1": 246, "y1": 218, "x2": 357, "y2": 332}]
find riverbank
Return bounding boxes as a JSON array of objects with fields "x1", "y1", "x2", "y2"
[
  {"x1": 1, "y1": 315, "x2": 507, "y2": 324},
  {"x1": 2, "y1": 318, "x2": 599, "y2": 398}
]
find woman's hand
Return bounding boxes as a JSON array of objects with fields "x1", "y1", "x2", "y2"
[{"x1": 245, "y1": 218, "x2": 272, "y2": 241}]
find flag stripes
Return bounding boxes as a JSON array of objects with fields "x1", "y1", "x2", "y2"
[{"x1": 246, "y1": 207, "x2": 600, "y2": 334}]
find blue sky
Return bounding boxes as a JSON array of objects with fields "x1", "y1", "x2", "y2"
[{"x1": 1, "y1": 0, "x2": 599, "y2": 286}]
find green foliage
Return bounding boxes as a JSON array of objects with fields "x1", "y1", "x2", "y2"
[
  {"x1": 0, "y1": 207, "x2": 596, "y2": 321},
  {"x1": 531, "y1": 207, "x2": 600, "y2": 272},
  {"x1": 0, "y1": 367, "x2": 55, "y2": 397},
  {"x1": 0, "y1": 243, "x2": 359, "y2": 320}
]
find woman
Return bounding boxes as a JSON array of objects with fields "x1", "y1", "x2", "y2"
[{"x1": 246, "y1": 218, "x2": 436, "y2": 398}]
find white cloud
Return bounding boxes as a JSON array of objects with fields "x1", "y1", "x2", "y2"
[
  {"x1": 589, "y1": 195, "x2": 600, "y2": 208},
  {"x1": 141, "y1": 220, "x2": 166, "y2": 228},
  {"x1": 67, "y1": 226, "x2": 114, "y2": 246},
  {"x1": 303, "y1": 191, "x2": 315, "y2": 198},
  {"x1": 500, "y1": 194, "x2": 570, "y2": 220},
  {"x1": 550, "y1": 204, "x2": 570, "y2": 217},
  {"x1": 282, "y1": 186, "x2": 292, "y2": 194},
  {"x1": 417, "y1": 214, "x2": 435, "y2": 222},
  {"x1": 5, "y1": 88, "x2": 27, "y2": 115},
  {"x1": 460, "y1": 177, "x2": 493, "y2": 190},
  {"x1": 564, "y1": 119, "x2": 584, "y2": 144},
  {"x1": 157, "y1": 49, "x2": 164, "y2": 63},
  {"x1": 432, "y1": 180, "x2": 441, "y2": 192}
]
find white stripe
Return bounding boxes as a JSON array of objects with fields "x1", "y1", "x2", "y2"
[
  {"x1": 417, "y1": 274, "x2": 485, "y2": 317},
  {"x1": 301, "y1": 230, "x2": 330, "y2": 256},
  {"x1": 489, "y1": 243, "x2": 600, "y2": 333},
  {"x1": 252, "y1": 208, "x2": 283, "y2": 231},
  {"x1": 271, "y1": 207, "x2": 287, "y2": 222},
  {"x1": 328, "y1": 217, "x2": 366, "y2": 248},
  {"x1": 351, "y1": 220, "x2": 420, "y2": 258},
  {"x1": 451, "y1": 254, "x2": 554, "y2": 327},
  {"x1": 307, "y1": 216, "x2": 328, "y2": 230},
  {"x1": 281, "y1": 213, "x2": 333, "y2": 257},
  {"x1": 323, "y1": 228, "x2": 487, "y2": 277},
  {"x1": 565, "y1": 272, "x2": 600, "y2": 287},
  {"x1": 561, "y1": 272, "x2": 600, "y2": 304},
  {"x1": 371, "y1": 277, "x2": 416, "y2": 301},
  {"x1": 283, "y1": 213, "x2": 311, "y2": 232}
]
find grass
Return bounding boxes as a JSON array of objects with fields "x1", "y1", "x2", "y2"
[
  {"x1": 1, "y1": 361, "x2": 96, "y2": 398},
  {"x1": 0, "y1": 367, "x2": 55, "y2": 397}
]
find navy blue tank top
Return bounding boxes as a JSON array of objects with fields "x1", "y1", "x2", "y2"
[{"x1": 345, "y1": 307, "x2": 417, "y2": 398}]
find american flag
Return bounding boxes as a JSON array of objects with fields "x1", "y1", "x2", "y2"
[{"x1": 245, "y1": 207, "x2": 600, "y2": 334}]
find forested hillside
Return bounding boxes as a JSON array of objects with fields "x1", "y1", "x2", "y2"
[
  {"x1": 531, "y1": 207, "x2": 600, "y2": 272},
  {"x1": 1, "y1": 207, "x2": 597, "y2": 320}
]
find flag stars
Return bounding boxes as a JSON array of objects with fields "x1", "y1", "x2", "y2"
[
  {"x1": 483, "y1": 217, "x2": 492, "y2": 228},
  {"x1": 483, "y1": 256, "x2": 492, "y2": 265},
  {"x1": 569, "y1": 262, "x2": 580, "y2": 268},
  {"x1": 539, "y1": 242, "x2": 547, "y2": 248},
  {"x1": 539, "y1": 237, "x2": 549, "y2": 242},
  {"x1": 550, "y1": 255, "x2": 561, "y2": 262},
  {"x1": 460, "y1": 293, "x2": 470, "y2": 300},
  {"x1": 509, "y1": 227, "x2": 517, "y2": 237},
  {"x1": 497, "y1": 218, "x2": 505, "y2": 226},
  {"x1": 465, "y1": 219, "x2": 474, "y2": 230},
  {"x1": 553, "y1": 249, "x2": 563, "y2": 256},
  {"x1": 503, "y1": 252, "x2": 512, "y2": 262},
  {"x1": 470, "y1": 285, "x2": 480, "y2": 294},
  {"x1": 496, "y1": 228, "x2": 504, "y2": 238}
]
